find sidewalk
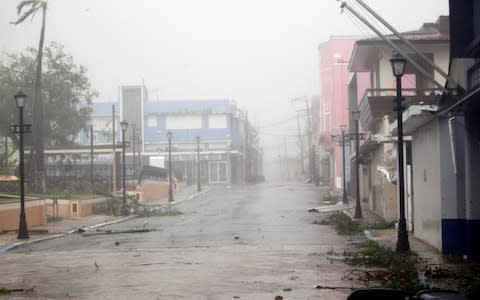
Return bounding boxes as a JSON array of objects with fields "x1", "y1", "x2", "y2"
[
  {"x1": 0, "y1": 184, "x2": 207, "y2": 253},
  {"x1": 140, "y1": 184, "x2": 209, "y2": 207},
  {"x1": 0, "y1": 214, "x2": 134, "y2": 252},
  {"x1": 343, "y1": 203, "x2": 446, "y2": 265}
]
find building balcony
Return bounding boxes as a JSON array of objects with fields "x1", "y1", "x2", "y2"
[{"x1": 358, "y1": 88, "x2": 442, "y2": 134}]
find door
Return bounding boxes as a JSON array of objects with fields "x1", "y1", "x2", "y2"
[{"x1": 209, "y1": 161, "x2": 228, "y2": 183}]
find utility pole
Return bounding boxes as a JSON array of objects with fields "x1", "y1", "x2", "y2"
[
  {"x1": 4, "y1": 135, "x2": 8, "y2": 169},
  {"x1": 292, "y1": 96, "x2": 313, "y2": 180},
  {"x1": 131, "y1": 123, "x2": 136, "y2": 179},
  {"x1": 296, "y1": 114, "x2": 305, "y2": 174},
  {"x1": 112, "y1": 104, "x2": 116, "y2": 195},
  {"x1": 244, "y1": 111, "x2": 249, "y2": 182},
  {"x1": 137, "y1": 127, "x2": 142, "y2": 174},
  {"x1": 90, "y1": 125, "x2": 94, "y2": 187}
]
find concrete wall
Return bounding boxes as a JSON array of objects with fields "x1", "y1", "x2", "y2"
[
  {"x1": 376, "y1": 44, "x2": 449, "y2": 91},
  {"x1": 45, "y1": 198, "x2": 109, "y2": 220},
  {"x1": 137, "y1": 180, "x2": 186, "y2": 203},
  {"x1": 368, "y1": 145, "x2": 398, "y2": 222},
  {"x1": 412, "y1": 118, "x2": 442, "y2": 251},
  {"x1": 0, "y1": 200, "x2": 45, "y2": 231}
]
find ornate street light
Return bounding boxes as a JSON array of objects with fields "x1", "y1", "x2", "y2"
[
  {"x1": 352, "y1": 110, "x2": 363, "y2": 219},
  {"x1": 195, "y1": 136, "x2": 201, "y2": 192},
  {"x1": 340, "y1": 124, "x2": 348, "y2": 204},
  {"x1": 120, "y1": 120, "x2": 128, "y2": 215},
  {"x1": 390, "y1": 52, "x2": 410, "y2": 252},
  {"x1": 167, "y1": 131, "x2": 174, "y2": 202},
  {"x1": 12, "y1": 90, "x2": 31, "y2": 239}
]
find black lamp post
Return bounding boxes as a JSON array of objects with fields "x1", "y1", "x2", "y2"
[
  {"x1": 340, "y1": 124, "x2": 348, "y2": 204},
  {"x1": 353, "y1": 110, "x2": 363, "y2": 219},
  {"x1": 195, "y1": 136, "x2": 201, "y2": 192},
  {"x1": 120, "y1": 120, "x2": 128, "y2": 215},
  {"x1": 167, "y1": 131, "x2": 174, "y2": 202},
  {"x1": 390, "y1": 53, "x2": 410, "y2": 252},
  {"x1": 12, "y1": 90, "x2": 31, "y2": 239}
]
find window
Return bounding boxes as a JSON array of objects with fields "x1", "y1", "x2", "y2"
[
  {"x1": 166, "y1": 115, "x2": 202, "y2": 129},
  {"x1": 72, "y1": 202, "x2": 79, "y2": 214},
  {"x1": 147, "y1": 115, "x2": 157, "y2": 127},
  {"x1": 208, "y1": 114, "x2": 227, "y2": 129}
]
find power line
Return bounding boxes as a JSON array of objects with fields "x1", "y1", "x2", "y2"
[{"x1": 258, "y1": 116, "x2": 297, "y2": 129}]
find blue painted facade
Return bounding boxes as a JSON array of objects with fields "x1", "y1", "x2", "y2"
[
  {"x1": 80, "y1": 95, "x2": 258, "y2": 184},
  {"x1": 143, "y1": 99, "x2": 244, "y2": 152}
]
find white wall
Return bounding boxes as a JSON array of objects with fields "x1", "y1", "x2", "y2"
[
  {"x1": 166, "y1": 115, "x2": 202, "y2": 129},
  {"x1": 412, "y1": 118, "x2": 442, "y2": 251}
]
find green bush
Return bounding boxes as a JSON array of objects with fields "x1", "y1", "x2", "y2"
[{"x1": 320, "y1": 211, "x2": 362, "y2": 235}]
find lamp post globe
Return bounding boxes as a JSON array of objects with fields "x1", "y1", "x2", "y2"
[
  {"x1": 120, "y1": 120, "x2": 128, "y2": 215},
  {"x1": 195, "y1": 136, "x2": 201, "y2": 192},
  {"x1": 14, "y1": 90, "x2": 29, "y2": 239},
  {"x1": 167, "y1": 131, "x2": 174, "y2": 202},
  {"x1": 390, "y1": 53, "x2": 410, "y2": 252}
]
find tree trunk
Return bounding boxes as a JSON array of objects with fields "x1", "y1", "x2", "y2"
[{"x1": 32, "y1": 3, "x2": 47, "y2": 193}]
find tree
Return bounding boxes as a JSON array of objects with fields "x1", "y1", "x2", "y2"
[
  {"x1": 0, "y1": 43, "x2": 97, "y2": 170},
  {"x1": 11, "y1": 0, "x2": 48, "y2": 190}
]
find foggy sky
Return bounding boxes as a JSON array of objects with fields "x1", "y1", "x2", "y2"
[{"x1": 0, "y1": 0, "x2": 449, "y2": 154}]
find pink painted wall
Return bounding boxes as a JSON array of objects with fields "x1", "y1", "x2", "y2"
[{"x1": 318, "y1": 37, "x2": 359, "y2": 184}]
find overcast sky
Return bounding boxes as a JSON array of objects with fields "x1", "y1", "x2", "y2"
[{"x1": 0, "y1": 0, "x2": 449, "y2": 153}]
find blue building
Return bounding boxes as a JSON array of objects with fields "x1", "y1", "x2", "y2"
[
  {"x1": 142, "y1": 98, "x2": 248, "y2": 184},
  {"x1": 77, "y1": 85, "x2": 262, "y2": 185}
]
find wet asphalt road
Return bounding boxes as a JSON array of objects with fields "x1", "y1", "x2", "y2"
[{"x1": 1, "y1": 183, "x2": 360, "y2": 299}]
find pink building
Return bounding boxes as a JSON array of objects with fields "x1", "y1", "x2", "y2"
[{"x1": 316, "y1": 36, "x2": 359, "y2": 189}]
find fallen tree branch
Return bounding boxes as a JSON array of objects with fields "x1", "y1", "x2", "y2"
[{"x1": 0, "y1": 286, "x2": 36, "y2": 294}]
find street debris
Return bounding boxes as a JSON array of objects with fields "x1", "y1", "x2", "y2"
[
  {"x1": 94, "y1": 261, "x2": 99, "y2": 271},
  {"x1": 81, "y1": 228, "x2": 151, "y2": 237},
  {"x1": 308, "y1": 202, "x2": 351, "y2": 213},
  {"x1": 314, "y1": 285, "x2": 354, "y2": 290},
  {"x1": 0, "y1": 286, "x2": 36, "y2": 294}
]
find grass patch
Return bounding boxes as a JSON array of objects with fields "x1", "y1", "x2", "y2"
[
  {"x1": 344, "y1": 240, "x2": 425, "y2": 294},
  {"x1": 319, "y1": 211, "x2": 362, "y2": 235}
]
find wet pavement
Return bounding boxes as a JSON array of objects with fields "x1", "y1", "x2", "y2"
[{"x1": 0, "y1": 183, "x2": 363, "y2": 299}]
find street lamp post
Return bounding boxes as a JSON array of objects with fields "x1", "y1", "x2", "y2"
[
  {"x1": 120, "y1": 120, "x2": 128, "y2": 215},
  {"x1": 340, "y1": 125, "x2": 348, "y2": 204},
  {"x1": 353, "y1": 110, "x2": 363, "y2": 219},
  {"x1": 167, "y1": 131, "x2": 174, "y2": 202},
  {"x1": 390, "y1": 53, "x2": 410, "y2": 252},
  {"x1": 12, "y1": 90, "x2": 31, "y2": 239},
  {"x1": 195, "y1": 136, "x2": 201, "y2": 192}
]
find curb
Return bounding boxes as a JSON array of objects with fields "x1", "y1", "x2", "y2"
[
  {"x1": 170, "y1": 188, "x2": 209, "y2": 206},
  {"x1": 0, "y1": 215, "x2": 137, "y2": 254}
]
